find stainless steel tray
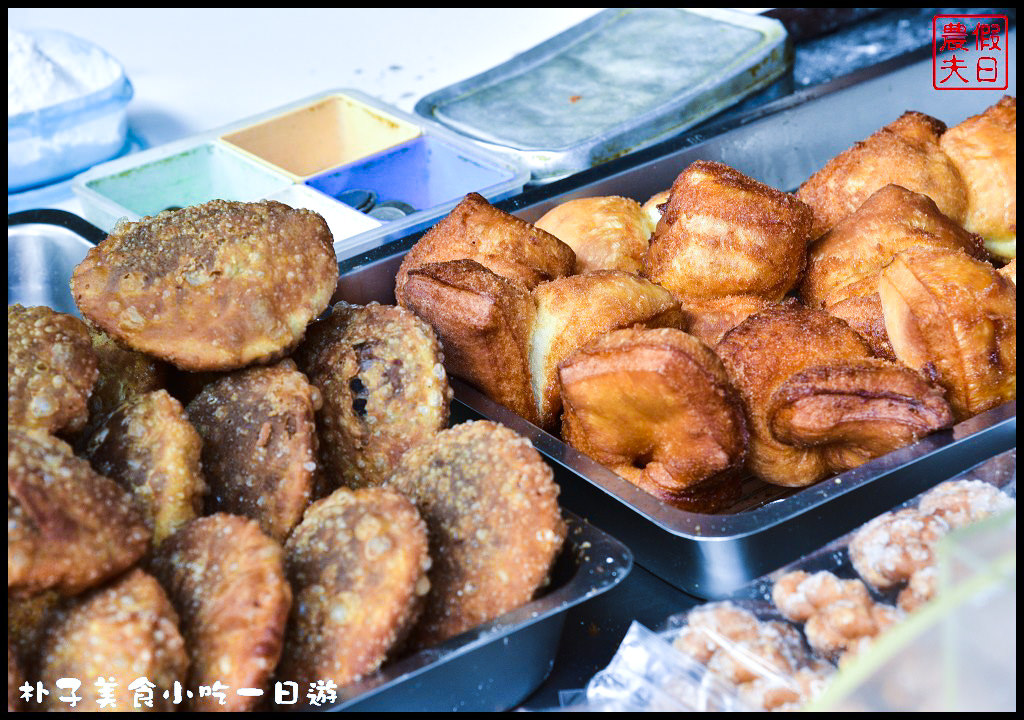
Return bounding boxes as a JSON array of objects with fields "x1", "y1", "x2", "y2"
[
  {"x1": 415, "y1": 8, "x2": 789, "y2": 184},
  {"x1": 337, "y1": 45, "x2": 1017, "y2": 599}
]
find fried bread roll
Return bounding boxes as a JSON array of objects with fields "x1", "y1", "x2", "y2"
[
  {"x1": 72, "y1": 199, "x2": 338, "y2": 372},
  {"x1": 394, "y1": 192, "x2": 575, "y2": 301},
  {"x1": 8, "y1": 426, "x2": 150, "y2": 598},
  {"x1": 641, "y1": 189, "x2": 671, "y2": 230},
  {"x1": 559, "y1": 327, "x2": 747, "y2": 511},
  {"x1": 878, "y1": 247, "x2": 1016, "y2": 421},
  {"x1": 716, "y1": 302, "x2": 953, "y2": 487},
  {"x1": 530, "y1": 270, "x2": 685, "y2": 430},
  {"x1": 387, "y1": 421, "x2": 565, "y2": 649},
  {"x1": 296, "y1": 301, "x2": 452, "y2": 491},
  {"x1": 278, "y1": 486, "x2": 430, "y2": 692},
  {"x1": 152, "y1": 514, "x2": 292, "y2": 712},
  {"x1": 643, "y1": 160, "x2": 814, "y2": 303},
  {"x1": 397, "y1": 259, "x2": 538, "y2": 424},
  {"x1": 186, "y1": 360, "x2": 320, "y2": 542},
  {"x1": 1000, "y1": 258, "x2": 1016, "y2": 285},
  {"x1": 939, "y1": 95, "x2": 1016, "y2": 260},
  {"x1": 8, "y1": 304, "x2": 98, "y2": 435},
  {"x1": 681, "y1": 295, "x2": 779, "y2": 349},
  {"x1": 800, "y1": 184, "x2": 988, "y2": 358},
  {"x1": 534, "y1": 195, "x2": 655, "y2": 274},
  {"x1": 796, "y1": 111, "x2": 968, "y2": 238},
  {"x1": 37, "y1": 569, "x2": 188, "y2": 712},
  {"x1": 82, "y1": 389, "x2": 206, "y2": 548}
]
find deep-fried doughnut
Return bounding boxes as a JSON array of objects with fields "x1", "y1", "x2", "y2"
[
  {"x1": 394, "y1": 192, "x2": 575, "y2": 300},
  {"x1": 278, "y1": 486, "x2": 431, "y2": 693},
  {"x1": 186, "y1": 359, "x2": 320, "y2": 542},
  {"x1": 387, "y1": 420, "x2": 565, "y2": 649},
  {"x1": 847, "y1": 508, "x2": 949, "y2": 592},
  {"x1": 71, "y1": 199, "x2": 338, "y2": 372},
  {"x1": 530, "y1": 270, "x2": 685, "y2": 430},
  {"x1": 8, "y1": 304, "x2": 98, "y2": 435},
  {"x1": 878, "y1": 247, "x2": 1016, "y2": 421},
  {"x1": 796, "y1": 111, "x2": 968, "y2": 237},
  {"x1": 939, "y1": 95, "x2": 1016, "y2": 260},
  {"x1": 534, "y1": 195, "x2": 654, "y2": 274},
  {"x1": 716, "y1": 302, "x2": 953, "y2": 487},
  {"x1": 558, "y1": 327, "x2": 747, "y2": 512},
  {"x1": 151, "y1": 514, "x2": 292, "y2": 712},
  {"x1": 37, "y1": 569, "x2": 188, "y2": 712},
  {"x1": 8, "y1": 426, "x2": 150, "y2": 598},
  {"x1": 296, "y1": 301, "x2": 452, "y2": 491},
  {"x1": 81, "y1": 389, "x2": 205, "y2": 548},
  {"x1": 643, "y1": 160, "x2": 814, "y2": 303}
]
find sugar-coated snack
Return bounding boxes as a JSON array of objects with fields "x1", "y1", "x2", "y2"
[
  {"x1": 847, "y1": 508, "x2": 950, "y2": 592},
  {"x1": 8, "y1": 426, "x2": 150, "y2": 598},
  {"x1": 151, "y1": 514, "x2": 292, "y2": 712},
  {"x1": 71, "y1": 199, "x2": 338, "y2": 372},
  {"x1": 771, "y1": 570, "x2": 873, "y2": 625},
  {"x1": 81, "y1": 389, "x2": 206, "y2": 547},
  {"x1": 186, "y1": 359, "x2": 321, "y2": 542},
  {"x1": 387, "y1": 420, "x2": 565, "y2": 649},
  {"x1": 916, "y1": 478, "x2": 1016, "y2": 530},
  {"x1": 8, "y1": 304, "x2": 98, "y2": 435},
  {"x1": 36, "y1": 569, "x2": 188, "y2": 712},
  {"x1": 534, "y1": 195, "x2": 655, "y2": 274},
  {"x1": 278, "y1": 486, "x2": 431, "y2": 692}
]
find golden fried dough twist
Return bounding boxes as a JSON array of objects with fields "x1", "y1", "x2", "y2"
[
  {"x1": 558, "y1": 327, "x2": 747, "y2": 511},
  {"x1": 71, "y1": 199, "x2": 338, "y2": 372},
  {"x1": 796, "y1": 111, "x2": 968, "y2": 237},
  {"x1": 186, "y1": 360, "x2": 320, "y2": 542},
  {"x1": 387, "y1": 421, "x2": 565, "y2": 649},
  {"x1": 37, "y1": 569, "x2": 188, "y2": 712},
  {"x1": 939, "y1": 95, "x2": 1016, "y2": 261},
  {"x1": 716, "y1": 302, "x2": 953, "y2": 487},
  {"x1": 878, "y1": 247, "x2": 1016, "y2": 421},
  {"x1": 534, "y1": 195, "x2": 655, "y2": 274},
  {"x1": 278, "y1": 486, "x2": 431, "y2": 692},
  {"x1": 151, "y1": 514, "x2": 292, "y2": 711},
  {"x1": 296, "y1": 301, "x2": 452, "y2": 491},
  {"x1": 8, "y1": 304, "x2": 98, "y2": 435},
  {"x1": 82, "y1": 389, "x2": 205, "y2": 548},
  {"x1": 8, "y1": 426, "x2": 150, "y2": 598},
  {"x1": 395, "y1": 192, "x2": 575, "y2": 299},
  {"x1": 643, "y1": 160, "x2": 815, "y2": 304}
]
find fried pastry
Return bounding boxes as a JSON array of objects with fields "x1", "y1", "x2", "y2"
[
  {"x1": 530, "y1": 270, "x2": 684, "y2": 430},
  {"x1": 847, "y1": 508, "x2": 949, "y2": 592},
  {"x1": 387, "y1": 421, "x2": 565, "y2": 649},
  {"x1": 8, "y1": 426, "x2": 150, "y2": 598},
  {"x1": 37, "y1": 569, "x2": 188, "y2": 712},
  {"x1": 878, "y1": 247, "x2": 1016, "y2": 421},
  {"x1": 296, "y1": 301, "x2": 451, "y2": 491},
  {"x1": 558, "y1": 327, "x2": 747, "y2": 511},
  {"x1": 715, "y1": 302, "x2": 954, "y2": 487},
  {"x1": 534, "y1": 195, "x2": 655, "y2": 274},
  {"x1": 641, "y1": 189, "x2": 671, "y2": 230},
  {"x1": 800, "y1": 184, "x2": 988, "y2": 358},
  {"x1": 1000, "y1": 258, "x2": 1016, "y2": 285},
  {"x1": 186, "y1": 360, "x2": 320, "y2": 542},
  {"x1": 71, "y1": 199, "x2": 338, "y2": 372},
  {"x1": 771, "y1": 570, "x2": 873, "y2": 625},
  {"x1": 796, "y1": 111, "x2": 968, "y2": 237},
  {"x1": 278, "y1": 486, "x2": 430, "y2": 692},
  {"x1": 643, "y1": 160, "x2": 814, "y2": 303},
  {"x1": 896, "y1": 565, "x2": 938, "y2": 614},
  {"x1": 916, "y1": 479, "x2": 1015, "y2": 530},
  {"x1": 7, "y1": 589, "x2": 61, "y2": 671},
  {"x1": 8, "y1": 304, "x2": 98, "y2": 435},
  {"x1": 939, "y1": 95, "x2": 1016, "y2": 260},
  {"x1": 394, "y1": 192, "x2": 575, "y2": 301},
  {"x1": 399, "y1": 259, "x2": 538, "y2": 423},
  {"x1": 151, "y1": 514, "x2": 292, "y2": 712},
  {"x1": 803, "y1": 596, "x2": 904, "y2": 662},
  {"x1": 81, "y1": 389, "x2": 206, "y2": 548},
  {"x1": 681, "y1": 295, "x2": 778, "y2": 348}
]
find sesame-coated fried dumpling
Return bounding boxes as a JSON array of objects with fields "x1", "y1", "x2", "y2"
[
  {"x1": 151, "y1": 514, "x2": 292, "y2": 712},
  {"x1": 81, "y1": 389, "x2": 206, "y2": 548},
  {"x1": 186, "y1": 360, "x2": 321, "y2": 543},
  {"x1": 37, "y1": 569, "x2": 188, "y2": 712},
  {"x1": 8, "y1": 304, "x2": 98, "y2": 435},
  {"x1": 71, "y1": 199, "x2": 338, "y2": 372},
  {"x1": 296, "y1": 301, "x2": 452, "y2": 491},
  {"x1": 8, "y1": 426, "x2": 150, "y2": 598},
  {"x1": 278, "y1": 486, "x2": 431, "y2": 693},
  {"x1": 387, "y1": 420, "x2": 566, "y2": 649}
]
